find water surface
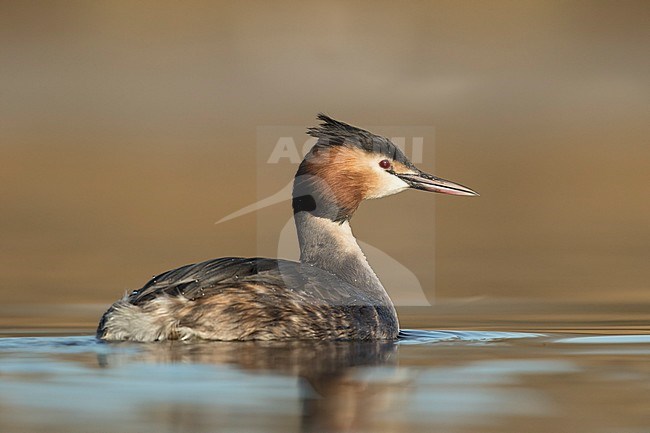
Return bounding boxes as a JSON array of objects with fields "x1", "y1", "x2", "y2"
[{"x1": 1, "y1": 328, "x2": 648, "y2": 433}]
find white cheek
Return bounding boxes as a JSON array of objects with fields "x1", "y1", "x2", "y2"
[{"x1": 366, "y1": 167, "x2": 410, "y2": 199}]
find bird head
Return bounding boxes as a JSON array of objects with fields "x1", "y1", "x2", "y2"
[{"x1": 292, "y1": 114, "x2": 478, "y2": 222}]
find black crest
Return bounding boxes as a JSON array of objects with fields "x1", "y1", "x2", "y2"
[{"x1": 307, "y1": 114, "x2": 414, "y2": 168}]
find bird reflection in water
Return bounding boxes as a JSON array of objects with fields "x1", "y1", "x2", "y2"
[{"x1": 97, "y1": 340, "x2": 405, "y2": 432}]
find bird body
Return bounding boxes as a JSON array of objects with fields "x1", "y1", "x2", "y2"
[{"x1": 97, "y1": 115, "x2": 478, "y2": 341}]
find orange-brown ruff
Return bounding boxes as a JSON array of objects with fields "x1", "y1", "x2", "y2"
[{"x1": 97, "y1": 115, "x2": 478, "y2": 341}]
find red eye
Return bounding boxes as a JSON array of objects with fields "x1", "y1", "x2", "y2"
[{"x1": 379, "y1": 159, "x2": 391, "y2": 169}]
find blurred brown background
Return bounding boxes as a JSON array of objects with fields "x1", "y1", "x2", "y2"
[{"x1": 1, "y1": 1, "x2": 648, "y2": 327}]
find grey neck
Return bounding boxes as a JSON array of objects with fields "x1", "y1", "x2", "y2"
[{"x1": 294, "y1": 211, "x2": 393, "y2": 307}]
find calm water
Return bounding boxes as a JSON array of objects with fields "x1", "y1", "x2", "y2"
[{"x1": 1, "y1": 327, "x2": 649, "y2": 433}]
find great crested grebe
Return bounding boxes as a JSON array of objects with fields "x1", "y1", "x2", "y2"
[{"x1": 97, "y1": 115, "x2": 478, "y2": 341}]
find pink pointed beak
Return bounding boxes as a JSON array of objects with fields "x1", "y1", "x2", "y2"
[{"x1": 396, "y1": 171, "x2": 479, "y2": 196}]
